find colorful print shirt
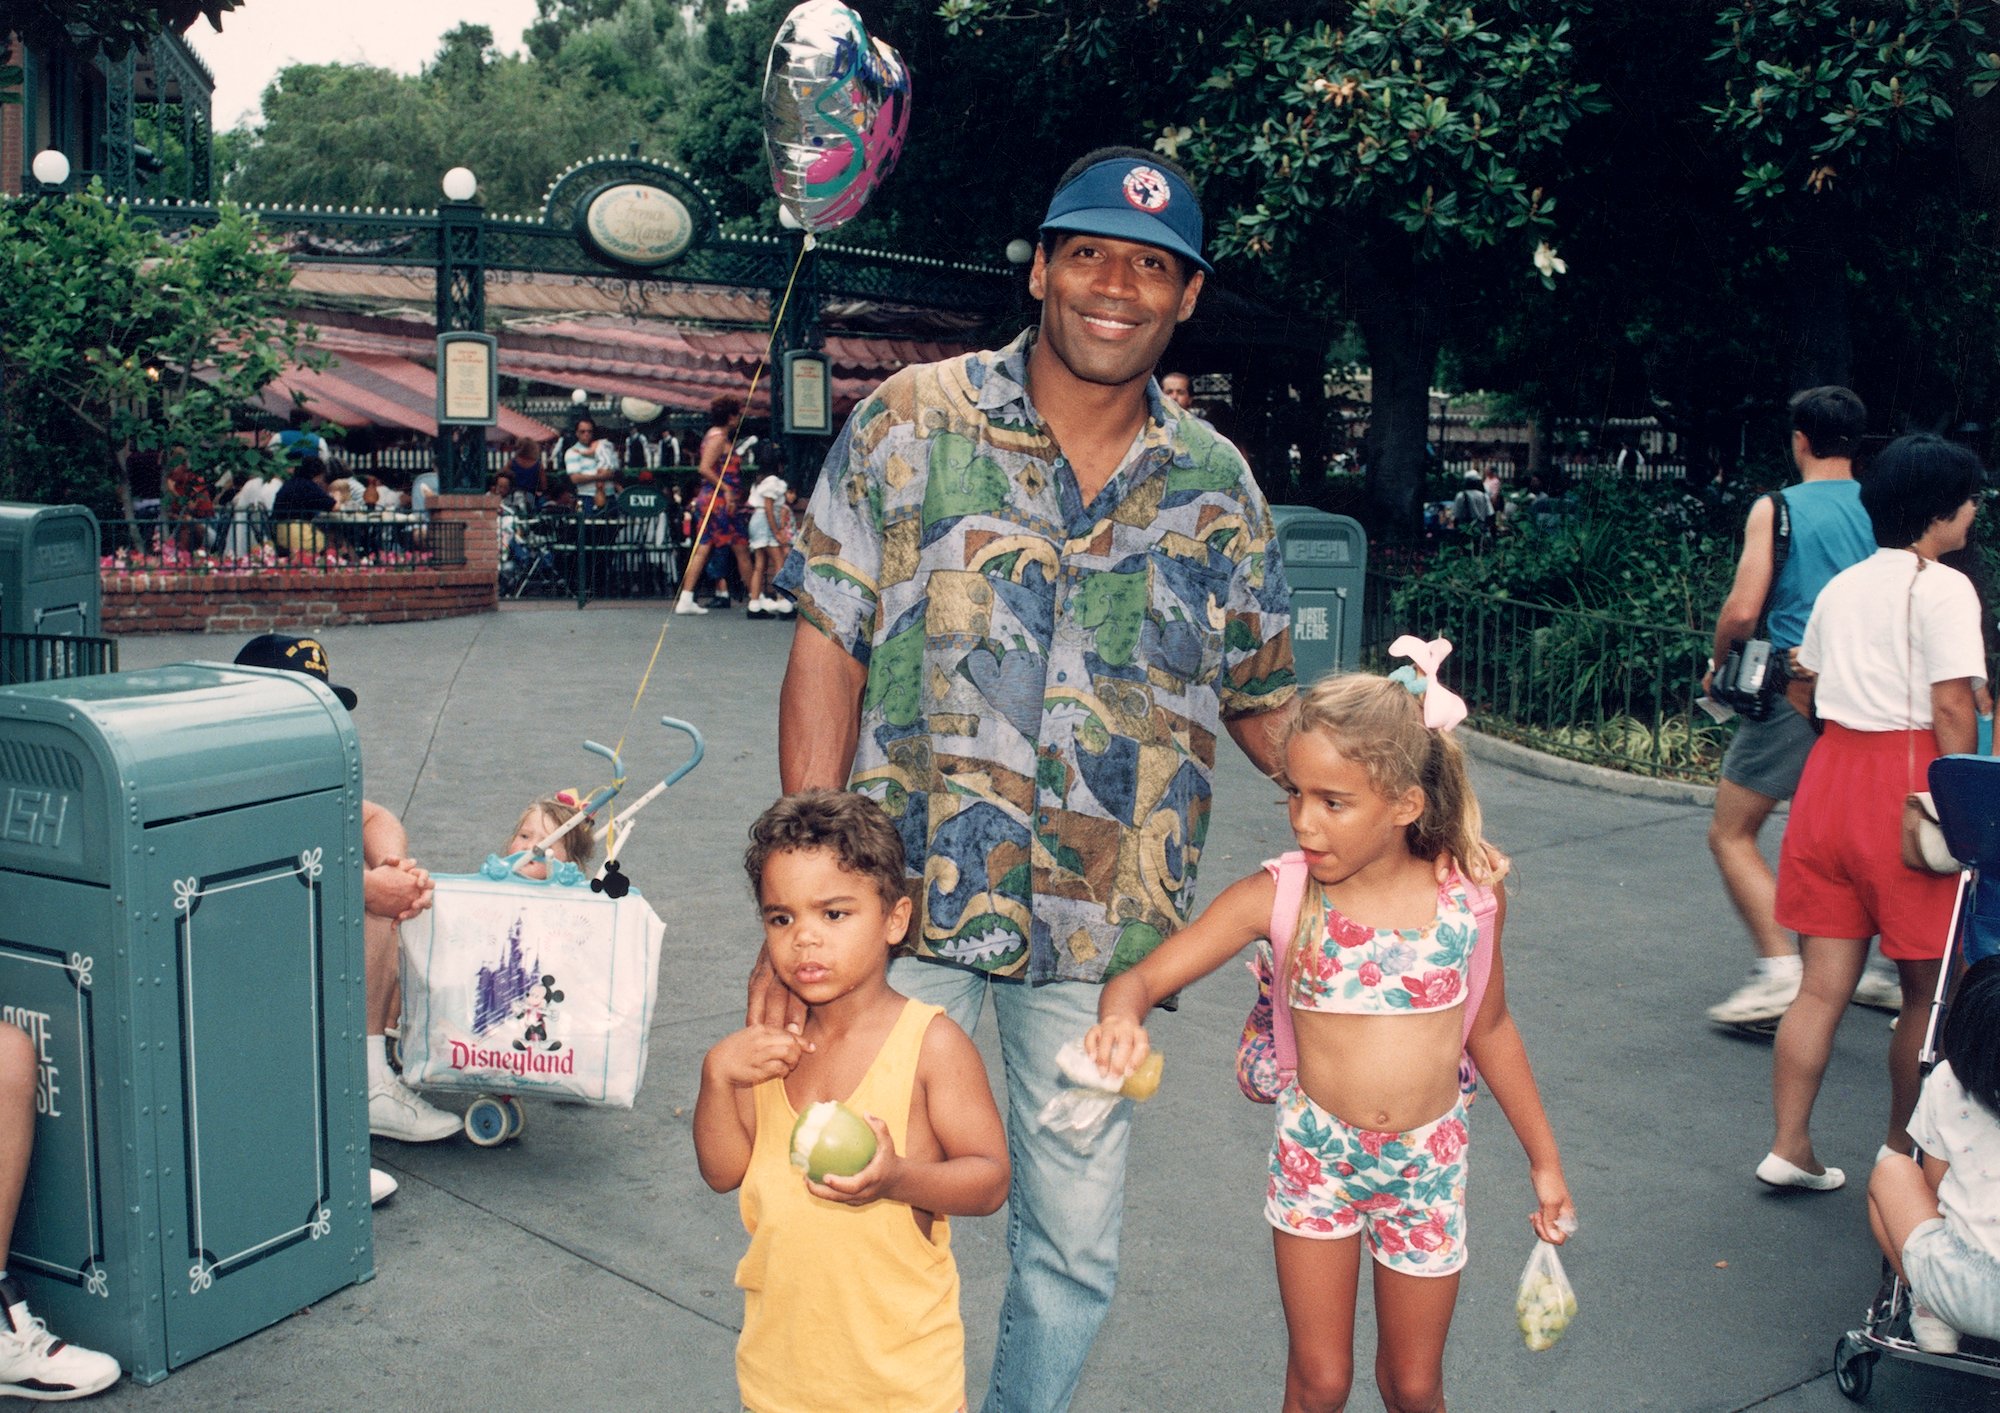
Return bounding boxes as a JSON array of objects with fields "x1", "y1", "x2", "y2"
[
  {"x1": 774, "y1": 331, "x2": 1296, "y2": 984},
  {"x1": 1291, "y1": 870, "x2": 1477, "y2": 1015}
]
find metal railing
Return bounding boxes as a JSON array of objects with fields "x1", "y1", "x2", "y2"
[
  {"x1": 97, "y1": 516, "x2": 465, "y2": 573},
  {"x1": 0, "y1": 632, "x2": 118, "y2": 687},
  {"x1": 501, "y1": 510, "x2": 684, "y2": 607},
  {"x1": 1363, "y1": 573, "x2": 1725, "y2": 781}
]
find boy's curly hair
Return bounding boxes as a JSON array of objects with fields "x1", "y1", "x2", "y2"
[{"x1": 744, "y1": 790, "x2": 908, "y2": 910}]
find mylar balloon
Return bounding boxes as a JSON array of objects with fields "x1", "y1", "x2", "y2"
[{"x1": 764, "y1": 1, "x2": 912, "y2": 237}]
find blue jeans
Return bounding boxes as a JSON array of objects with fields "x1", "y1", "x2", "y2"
[{"x1": 888, "y1": 957, "x2": 1130, "y2": 1413}]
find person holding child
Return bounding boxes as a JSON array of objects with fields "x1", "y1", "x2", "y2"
[
  {"x1": 1869, "y1": 955, "x2": 2000, "y2": 1354},
  {"x1": 1090, "y1": 661, "x2": 1574, "y2": 1413},
  {"x1": 696, "y1": 791, "x2": 1009, "y2": 1413}
]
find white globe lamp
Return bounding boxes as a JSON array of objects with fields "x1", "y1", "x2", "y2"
[
  {"x1": 1004, "y1": 238, "x2": 1034, "y2": 265},
  {"x1": 31, "y1": 150, "x2": 70, "y2": 188},
  {"x1": 441, "y1": 166, "x2": 479, "y2": 203}
]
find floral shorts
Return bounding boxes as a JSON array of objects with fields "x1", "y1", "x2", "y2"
[{"x1": 1265, "y1": 1084, "x2": 1470, "y2": 1277}]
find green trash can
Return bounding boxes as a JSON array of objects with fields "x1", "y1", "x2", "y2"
[
  {"x1": 1271, "y1": 506, "x2": 1368, "y2": 688},
  {"x1": 0, "y1": 661, "x2": 372, "y2": 1384},
  {"x1": 0, "y1": 503, "x2": 101, "y2": 637}
]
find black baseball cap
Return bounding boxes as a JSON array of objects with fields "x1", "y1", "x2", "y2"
[
  {"x1": 1039, "y1": 155, "x2": 1211, "y2": 274},
  {"x1": 233, "y1": 633, "x2": 358, "y2": 709}
]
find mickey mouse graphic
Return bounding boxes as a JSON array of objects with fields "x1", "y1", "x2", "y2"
[{"x1": 512, "y1": 973, "x2": 563, "y2": 1052}]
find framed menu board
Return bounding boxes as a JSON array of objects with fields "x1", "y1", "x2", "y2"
[
  {"x1": 436, "y1": 333, "x2": 499, "y2": 426},
  {"x1": 782, "y1": 351, "x2": 831, "y2": 436}
]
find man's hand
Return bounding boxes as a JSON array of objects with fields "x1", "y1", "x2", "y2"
[
  {"x1": 365, "y1": 857, "x2": 432, "y2": 922},
  {"x1": 704, "y1": 1024, "x2": 809, "y2": 1090},
  {"x1": 747, "y1": 944, "x2": 809, "y2": 1033}
]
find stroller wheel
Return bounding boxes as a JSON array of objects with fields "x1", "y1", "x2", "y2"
[
  {"x1": 465, "y1": 1096, "x2": 511, "y2": 1147},
  {"x1": 1833, "y1": 1333, "x2": 1875, "y2": 1401},
  {"x1": 501, "y1": 1096, "x2": 526, "y2": 1137}
]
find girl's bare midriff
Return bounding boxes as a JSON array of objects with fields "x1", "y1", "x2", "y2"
[{"x1": 1293, "y1": 1005, "x2": 1464, "y2": 1133}]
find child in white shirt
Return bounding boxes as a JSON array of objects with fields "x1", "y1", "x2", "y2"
[
  {"x1": 1869, "y1": 955, "x2": 2000, "y2": 1352},
  {"x1": 745, "y1": 471, "x2": 794, "y2": 617}
]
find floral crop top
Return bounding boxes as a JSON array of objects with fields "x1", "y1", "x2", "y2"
[{"x1": 1289, "y1": 870, "x2": 1477, "y2": 1016}]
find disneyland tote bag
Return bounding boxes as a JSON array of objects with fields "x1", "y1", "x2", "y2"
[{"x1": 397, "y1": 857, "x2": 665, "y2": 1108}]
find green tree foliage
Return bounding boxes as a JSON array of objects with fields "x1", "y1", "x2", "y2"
[
  {"x1": 1704, "y1": 1, "x2": 1999, "y2": 388},
  {"x1": 0, "y1": 186, "x2": 318, "y2": 518},
  {"x1": 225, "y1": 3, "x2": 701, "y2": 215}
]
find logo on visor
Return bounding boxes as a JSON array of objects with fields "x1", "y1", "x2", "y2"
[{"x1": 1122, "y1": 166, "x2": 1171, "y2": 213}]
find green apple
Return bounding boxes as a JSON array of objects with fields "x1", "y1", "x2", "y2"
[{"x1": 789, "y1": 1101, "x2": 878, "y2": 1183}]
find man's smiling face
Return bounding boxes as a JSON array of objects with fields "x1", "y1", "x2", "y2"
[{"x1": 1029, "y1": 233, "x2": 1204, "y2": 392}]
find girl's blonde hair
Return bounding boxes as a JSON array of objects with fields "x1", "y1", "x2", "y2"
[
  {"x1": 1283, "y1": 673, "x2": 1495, "y2": 970},
  {"x1": 516, "y1": 797, "x2": 598, "y2": 869}
]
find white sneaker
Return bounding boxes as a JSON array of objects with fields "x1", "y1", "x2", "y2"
[
  {"x1": 369, "y1": 1079, "x2": 458, "y2": 1142},
  {"x1": 0, "y1": 1278, "x2": 120, "y2": 1400},
  {"x1": 673, "y1": 594, "x2": 708, "y2": 616},
  {"x1": 1910, "y1": 1303, "x2": 1961, "y2": 1354},
  {"x1": 370, "y1": 1168, "x2": 398, "y2": 1206},
  {"x1": 1851, "y1": 970, "x2": 1903, "y2": 1012},
  {"x1": 1707, "y1": 967, "x2": 1801, "y2": 1026},
  {"x1": 769, "y1": 595, "x2": 794, "y2": 614}
]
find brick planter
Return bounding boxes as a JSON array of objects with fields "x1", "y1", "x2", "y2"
[{"x1": 103, "y1": 494, "x2": 500, "y2": 634}]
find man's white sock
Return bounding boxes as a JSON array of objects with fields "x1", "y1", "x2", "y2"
[
  {"x1": 367, "y1": 1035, "x2": 390, "y2": 1088},
  {"x1": 1759, "y1": 955, "x2": 1803, "y2": 981}
]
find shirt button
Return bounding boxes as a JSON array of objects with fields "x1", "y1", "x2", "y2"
[{"x1": 1056, "y1": 671, "x2": 1067, "y2": 683}]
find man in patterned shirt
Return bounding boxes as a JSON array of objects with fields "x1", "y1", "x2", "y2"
[{"x1": 766, "y1": 147, "x2": 1296, "y2": 1412}]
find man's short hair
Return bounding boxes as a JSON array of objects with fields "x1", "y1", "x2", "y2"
[
  {"x1": 1788, "y1": 386, "x2": 1867, "y2": 461},
  {"x1": 744, "y1": 790, "x2": 908, "y2": 911}
]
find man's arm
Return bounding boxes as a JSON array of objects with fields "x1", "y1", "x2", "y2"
[
  {"x1": 1709, "y1": 495, "x2": 1777, "y2": 673},
  {"x1": 1225, "y1": 704, "x2": 1292, "y2": 781},
  {"x1": 778, "y1": 619, "x2": 868, "y2": 793}
]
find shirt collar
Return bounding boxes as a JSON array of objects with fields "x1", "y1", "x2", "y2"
[{"x1": 976, "y1": 328, "x2": 1179, "y2": 461}]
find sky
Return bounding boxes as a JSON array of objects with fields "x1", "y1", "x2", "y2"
[{"x1": 184, "y1": 1, "x2": 544, "y2": 132}]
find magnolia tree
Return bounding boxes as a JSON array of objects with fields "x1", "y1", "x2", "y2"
[
  {"x1": 1706, "y1": 0, "x2": 2000, "y2": 388},
  {"x1": 0, "y1": 187, "x2": 319, "y2": 523}
]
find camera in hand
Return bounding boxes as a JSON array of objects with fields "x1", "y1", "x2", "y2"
[{"x1": 1712, "y1": 638, "x2": 1787, "y2": 721}]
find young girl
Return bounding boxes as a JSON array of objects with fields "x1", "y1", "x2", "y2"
[
  {"x1": 1868, "y1": 955, "x2": 2000, "y2": 1354},
  {"x1": 503, "y1": 793, "x2": 598, "y2": 880},
  {"x1": 1089, "y1": 661, "x2": 1574, "y2": 1413}
]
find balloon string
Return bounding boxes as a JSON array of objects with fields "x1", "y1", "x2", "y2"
[{"x1": 610, "y1": 238, "x2": 814, "y2": 772}]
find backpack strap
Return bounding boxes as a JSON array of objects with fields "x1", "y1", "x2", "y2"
[
  {"x1": 1261, "y1": 852, "x2": 1312, "y2": 1078},
  {"x1": 1461, "y1": 878, "x2": 1500, "y2": 1047}
]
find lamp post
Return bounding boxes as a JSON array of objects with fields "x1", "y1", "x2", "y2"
[{"x1": 434, "y1": 167, "x2": 488, "y2": 493}]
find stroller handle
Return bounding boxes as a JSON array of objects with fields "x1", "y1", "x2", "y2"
[{"x1": 659, "y1": 717, "x2": 705, "y2": 787}]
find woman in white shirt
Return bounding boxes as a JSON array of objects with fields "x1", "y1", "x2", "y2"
[{"x1": 1761, "y1": 434, "x2": 1987, "y2": 1193}]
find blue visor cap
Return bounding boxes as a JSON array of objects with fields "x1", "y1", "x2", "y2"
[{"x1": 1038, "y1": 157, "x2": 1211, "y2": 275}]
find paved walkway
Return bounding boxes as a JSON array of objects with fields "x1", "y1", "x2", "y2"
[{"x1": 92, "y1": 605, "x2": 1995, "y2": 1411}]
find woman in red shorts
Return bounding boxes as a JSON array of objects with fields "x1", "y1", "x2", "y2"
[
  {"x1": 675, "y1": 395, "x2": 757, "y2": 615},
  {"x1": 1762, "y1": 434, "x2": 1987, "y2": 1192}
]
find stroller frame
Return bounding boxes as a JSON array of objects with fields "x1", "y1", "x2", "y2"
[{"x1": 1834, "y1": 754, "x2": 2000, "y2": 1400}]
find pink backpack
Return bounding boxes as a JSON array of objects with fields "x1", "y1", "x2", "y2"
[{"x1": 1235, "y1": 852, "x2": 1498, "y2": 1104}]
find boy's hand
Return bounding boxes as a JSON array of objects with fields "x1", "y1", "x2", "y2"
[
  {"x1": 705, "y1": 1025, "x2": 807, "y2": 1089},
  {"x1": 808, "y1": 1114, "x2": 901, "y2": 1206},
  {"x1": 1084, "y1": 1016, "x2": 1149, "y2": 1080},
  {"x1": 1528, "y1": 1163, "x2": 1576, "y2": 1246}
]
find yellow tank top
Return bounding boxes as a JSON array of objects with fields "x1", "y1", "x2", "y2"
[{"x1": 734, "y1": 999, "x2": 963, "y2": 1413}]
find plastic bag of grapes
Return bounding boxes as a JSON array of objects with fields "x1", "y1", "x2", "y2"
[{"x1": 1514, "y1": 1239, "x2": 1578, "y2": 1351}]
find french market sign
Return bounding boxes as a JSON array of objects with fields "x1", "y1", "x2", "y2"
[{"x1": 578, "y1": 183, "x2": 695, "y2": 269}]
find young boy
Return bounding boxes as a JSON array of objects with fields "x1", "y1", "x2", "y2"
[{"x1": 695, "y1": 792, "x2": 1008, "y2": 1413}]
